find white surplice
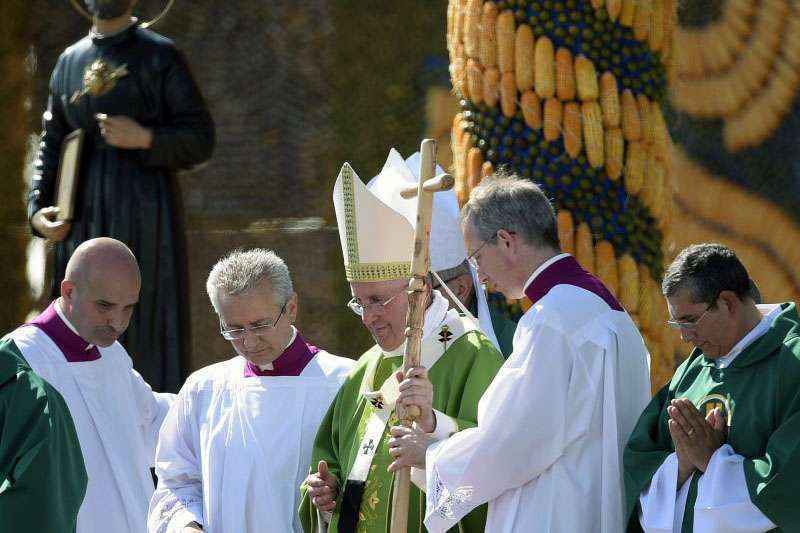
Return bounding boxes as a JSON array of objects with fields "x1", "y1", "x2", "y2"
[
  {"x1": 147, "y1": 351, "x2": 354, "y2": 533},
  {"x1": 7, "y1": 323, "x2": 174, "y2": 533},
  {"x1": 424, "y1": 255, "x2": 652, "y2": 532}
]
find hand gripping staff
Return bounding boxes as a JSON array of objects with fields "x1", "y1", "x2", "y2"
[{"x1": 390, "y1": 138, "x2": 454, "y2": 533}]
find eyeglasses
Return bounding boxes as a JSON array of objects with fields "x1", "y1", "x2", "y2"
[
  {"x1": 347, "y1": 288, "x2": 406, "y2": 317},
  {"x1": 466, "y1": 235, "x2": 498, "y2": 270},
  {"x1": 666, "y1": 300, "x2": 716, "y2": 331},
  {"x1": 219, "y1": 301, "x2": 288, "y2": 341}
]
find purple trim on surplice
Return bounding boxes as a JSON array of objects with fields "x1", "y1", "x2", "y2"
[
  {"x1": 28, "y1": 302, "x2": 102, "y2": 362},
  {"x1": 243, "y1": 331, "x2": 319, "y2": 377},
  {"x1": 524, "y1": 255, "x2": 623, "y2": 311}
]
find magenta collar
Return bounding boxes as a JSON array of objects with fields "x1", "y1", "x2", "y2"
[
  {"x1": 524, "y1": 255, "x2": 623, "y2": 311},
  {"x1": 243, "y1": 331, "x2": 319, "y2": 377},
  {"x1": 28, "y1": 302, "x2": 102, "y2": 362}
]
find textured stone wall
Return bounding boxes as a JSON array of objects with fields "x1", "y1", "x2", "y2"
[
  {"x1": 16, "y1": 0, "x2": 448, "y2": 371},
  {"x1": 0, "y1": 0, "x2": 33, "y2": 334}
]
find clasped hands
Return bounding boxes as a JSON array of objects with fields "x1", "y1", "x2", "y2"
[
  {"x1": 306, "y1": 366, "x2": 436, "y2": 512},
  {"x1": 667, "y1": 398, "x2": 727, "y2": 486}
]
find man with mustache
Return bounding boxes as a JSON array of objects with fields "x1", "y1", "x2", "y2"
[
  {"x1": 299, "y1": 152, "x2": 504, "y2": 533},
  {"x1": 624, "y1": 243, "x2": 800, "y2": 532},
  {"x1": 4, "y1": 237, "x2": 174, "y2": 533}
]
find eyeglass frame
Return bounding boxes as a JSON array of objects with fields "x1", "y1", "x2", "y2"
[
  {"x1": 466, "y1": 230, "x2": 517, "y2": 270},
  {"x1": 347, "y1": 287, "x2": 406, "y2": 317},
  {"x1": 466, "y1": 235, "x2": 496, "y2": 270},
  {"x1": 219, "y1": 300, "x2": 288, "y2": 341},
  {"x1": 665, "y1": 297, "x2": 718, "y2": 331}
]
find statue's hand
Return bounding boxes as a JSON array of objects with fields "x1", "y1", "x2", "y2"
[
  {"x1": 32, "y1": 206, "x2": 71, "y2": 242},
  {"x1": 97, "y1": 114, "x2": 153, "y2": 149}
]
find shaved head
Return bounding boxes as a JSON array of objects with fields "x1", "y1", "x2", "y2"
[
  {"x1": 60, "y1": 238, "x2": 141, "y2": 347},
  {"x1": 65, "y1": 237, "x2": 140, "y2": 289}
]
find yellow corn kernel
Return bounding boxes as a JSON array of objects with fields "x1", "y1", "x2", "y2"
[
  {"x1": 605, "y1": 127, "x2": 624, "y2": 181},
  {"x1": 520, "y1": 90, "x2": 543, "y2": 129},
  {"x1": 555, "y1": 47, "x2": 576, "y2": 101},
  {"x1": 624, "y1": 141, "x2": 645, "y2": 195},
  {"x1": 466, "y1": 58, "x2": 484, "y2": 105},
  {"x1": 464, "y1": 0, "x2": 482, "y2": 58},
  {"x1": 582, "y1": 101, "x2": 605, "y2": 168},
  {"x1": 621, "y1": 89, "x2": 642, "y2": 141},
  {"x1": 501, "y1": 71, "x2": 517, "y2": 117},
  {"x1": 600, "y1": 72, "x2": 620, "y2": 127},
  {"x1": 557, "y1": 210, "x2": 575, "y2": 255},
  {"x1": 479, "y1": 2, "x2": 499, "y2": 67},
  {"x1": 483, "y1": 67, "x2": 500, "y2": 108},
  {"x1": 575, "y1": 222, "x2": 595, "y2": 273},
  {"x1": 515, "y1": 24, "x2": 536, "y2": 92},
  {"x1": 618, "y1": 254, "x2": 640, "y2": 313},
  {"x1": 595, "y1": 240, "x2": 619, "y2": 295},
  {"x1": 563, "y1": 102, "x2": 583, "y2": 158},
  {"x1": 544, "y1": 97, "x2": 562, "y2": 141},
  {"x1": 575, "y1": 55, "x2": 599, "y2": 101},
  {"x1": 535, "y1": 36, "x2": 556, "y2": 99},
  {"x1": 496, "y1": 10, "x2": 516, "y2": 73}
]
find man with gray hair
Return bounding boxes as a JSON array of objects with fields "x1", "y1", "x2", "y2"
[
  {"x1": 413, "y1": 173, "x2": 651, "y2": 532},
  {"x1": 148, "y1": 248, "x2": 354, "y2": 533}
]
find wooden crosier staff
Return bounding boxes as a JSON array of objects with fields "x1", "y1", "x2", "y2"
[{"x1": 389, "y1": 139, "x2": 454, "y2": 533}]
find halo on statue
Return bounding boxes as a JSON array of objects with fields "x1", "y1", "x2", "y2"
[{"x1": 69, "y1": 0, "x2": 175, "y2": 29}]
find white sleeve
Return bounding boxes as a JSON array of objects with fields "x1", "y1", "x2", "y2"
[
  {"x1": 411, "y1": 409, "x2": 458, "y2": 491},
  {"x1": 424, "y1": 317, "x2": 598, "y2": 532},
  {"x1": 428, "y1": 409, "x2": 459, "y2": 441},
  {"x1": 130, "y1": 368, "x2": 176, "y2": 462},
  {"x1": 693, "y1": 444, "x2": 776, "y2": 533},
  {"x1": 147, "y1": 390, "x2": 204, "y2": 533},
  {"x1": 638, "y1": 453, "x2": 693, "y2": 533}
]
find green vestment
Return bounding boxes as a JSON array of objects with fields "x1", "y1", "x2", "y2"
[
  {"x1": 488, "y1": 305, "x2": 517, "y2": 359},
  {"x1": 0, "y1": 338, "x2": 87, "y2": 532},
  {"x1": 300, "y1": 313, "x2": 504, "y2": 533},
  {"x1": 624, "y1": 302, "x2": 800, "y2": 532}
]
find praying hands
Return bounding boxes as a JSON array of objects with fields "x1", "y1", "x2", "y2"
[{"x1": 667, "y1": 398, "x2": 727, "y2": 486}]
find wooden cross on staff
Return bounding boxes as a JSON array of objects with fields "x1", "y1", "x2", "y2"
[{"x1": 390, "y1": 138, "x2": 454, "y2": 533}]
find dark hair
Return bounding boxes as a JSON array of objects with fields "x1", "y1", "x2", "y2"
[
  {"x1": 460, "y1": 169, "x2": 560, "y2": 250},
  {"x1": 662, "y1": 243, "x2": 752, "y2": 304}
]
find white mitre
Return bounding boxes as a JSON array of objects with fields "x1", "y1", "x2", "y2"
[
  {"x1": 366, "y1": 148, "x2": 501, "y2": 351},
  {"x1": 333, "y1": 161, "x2": 414, "y2": 282}
]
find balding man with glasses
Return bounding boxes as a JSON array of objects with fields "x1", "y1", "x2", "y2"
[
  {"x1": 624, "y1": 243, "x2": 800, "y2": 532},
  {"x1": 148, "y1": 249, "x2": 354, "y2": 533}
]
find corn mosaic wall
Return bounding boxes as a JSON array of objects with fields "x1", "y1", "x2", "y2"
[
  {"x1": 445, "y1": 0, "x2": 682, "y2": 386},
  {"x1": 667, "y1": 0, "x2": 800, "y2": 314}
]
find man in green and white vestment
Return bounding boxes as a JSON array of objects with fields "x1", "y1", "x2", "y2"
[
  {"x1": 0, "y1": 337, "x2": 87, "y2": 532},
  {"x1": 624, "y1": 243, "x2": 800, "y2": 532},
  {"x1": 300, "y1": 152, "x2": 504, "y2": 533}
]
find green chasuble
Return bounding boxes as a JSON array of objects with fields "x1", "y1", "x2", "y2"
[
  {"x1": 300, "y1": 312, "x2": 504, "y2": 533},
  {"x1": 623, "y1": 302, "x2": 800, "y2": 532},
  {"x1": 0, "y1": 337, "x2": 87, "y2": 532},
  {"x1": 488, "y1": 305, "x2": 517, "y2": 359}
]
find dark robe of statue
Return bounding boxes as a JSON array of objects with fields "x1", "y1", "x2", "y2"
[{"x1": 28, "y1": 22, "x2": 215, "y2": 392}]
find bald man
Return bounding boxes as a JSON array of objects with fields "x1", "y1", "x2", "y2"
[{"x1": 3, "y1": 237, "x2": 174, "y2": 533}]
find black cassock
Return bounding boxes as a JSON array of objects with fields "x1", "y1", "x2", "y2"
[{"x1": 28, "y1": 23, "x2": 215, "y2": 392}]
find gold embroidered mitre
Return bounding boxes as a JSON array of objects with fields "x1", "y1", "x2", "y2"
[{"x1": 333, "y1": 162, "x2": 414, "y2": 282}]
